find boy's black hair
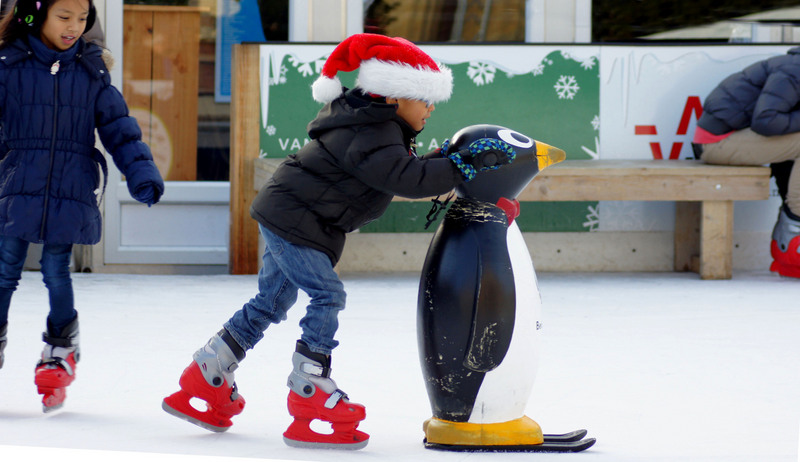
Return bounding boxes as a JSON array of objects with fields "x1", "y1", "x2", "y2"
[{"x1": 0, "y1": 0, "x2": 96, "y2": 48}]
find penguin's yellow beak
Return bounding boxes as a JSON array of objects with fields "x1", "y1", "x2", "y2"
[{"x1": 535, "y1": 141, "x2": 566, "y2": 171}]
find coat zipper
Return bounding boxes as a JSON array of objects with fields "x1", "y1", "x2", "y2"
[{"x1": 40, "y1": 60, "x2": 60, "y2": 241}]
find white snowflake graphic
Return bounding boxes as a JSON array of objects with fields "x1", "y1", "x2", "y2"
[
  {"x1": 269, "y1": 65, "x2": 288, "y2": 85},
  {"x1": 554, "y1": 75, "x2": 580, "y2": 100},
  {"x1": 531, "y1": 58, "x2": 553, "y2": 77},
  {"x1": 580, "y1": 57, "x2": 596, "y2": 70},
  {"x1": 467, "y1": 61, "x2": 496, "y2": 86},
  {"x1": 581, "y1": 136, "x2": 599, "y2": 159},
  {"x1": 591, "y1": 115, "x2": 600, "y2": 131},
  {"x1": 266, "y1": 125, "x2": 277, "y2": 136},
  {"x1": 583, "y1": 204, "x2": 599, "y2": 231},
  {"x1": 288, "y1": 55, "x2": 317, "y2": 77}
]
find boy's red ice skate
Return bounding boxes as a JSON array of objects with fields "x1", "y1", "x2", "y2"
[
  {"x1": 284, "y1": 388, "x2": 369, "y2": 449},
  {"x1": 35, "y1": 317, "x2": 80, "y2": 413},
  {"x1": 770, "y1": 207, "x2": 800, "y2": 278},
  {"x1": 162, "y1": 361, "x2": 245, "y2": 432},
  {"x1": 162, "y1": 329, "x2": 246, "y2": 432},
  {"x1": 282, "y1": 340, "x2": 369, "y2": 450}
]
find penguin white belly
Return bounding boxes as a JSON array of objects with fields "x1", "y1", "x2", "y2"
[{"x1": 468, "y1": 221, "x2": 541, "y2": 424}]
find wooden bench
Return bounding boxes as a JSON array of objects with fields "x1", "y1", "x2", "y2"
[{"x1": 253, "y1": 158, "x2": 771, "y2": 280}]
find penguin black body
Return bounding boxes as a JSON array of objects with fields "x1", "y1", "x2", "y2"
[{"x1": 417, "y1": 125, "x2": 594, "y2": 452}]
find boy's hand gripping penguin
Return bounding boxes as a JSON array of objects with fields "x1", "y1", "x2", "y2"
[{"x1": 442, "y1": 138, "x2": 516, "y2": 182}]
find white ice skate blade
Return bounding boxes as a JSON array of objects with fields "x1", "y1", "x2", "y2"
[
  {"x1": 282, "y1": 436, "x2": 368, "y2": 451},
  {"x1": 161, "y1": 400, "x2": 230, "y2": 433}
]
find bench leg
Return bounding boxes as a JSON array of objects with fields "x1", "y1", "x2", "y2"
[
  {"x1": 699, "y1": 200, "x2": 733, "y2": 280},
  {"x1": 674, "y1": 202, "x2": 700, "y2": 273}
]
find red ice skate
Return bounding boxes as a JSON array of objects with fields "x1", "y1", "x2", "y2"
[
  {"x1": 282, "y1": 340, "x2": 369, "y2": 450},
  {"x1": 770, "y1": 238, "x2": 800, "y2": 278},
  {"x1": 35, "y1": 317, "x2": 80, "y2": 413},
  {"x1": 284, "y1": 388, "x2": 369, "y2": 449},
  {"x1": 35, "y1": 351, "x2": 78, "y2": 412},
  {"x1": 162, "y1": 329, "x2": 246, "y2": 432},
  {"x1": 770, "y1": 207, "x2": 800, "y2": 278}
]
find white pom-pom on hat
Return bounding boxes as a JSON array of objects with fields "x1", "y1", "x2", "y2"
[{"x1": 311, "y1": 33, "x2": 453, "y2": 104}]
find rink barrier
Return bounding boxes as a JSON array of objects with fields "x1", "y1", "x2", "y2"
[{"x1": 254, "y1": 157, "x2": 770, "y2": 280}]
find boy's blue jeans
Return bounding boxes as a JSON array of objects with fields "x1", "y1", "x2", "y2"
[
  {"x1": 224, "y1": 225, "x2": 346, "y2": 356},
  {"x1": 0, "y1": 236, "x2": 76, "y2": 331}
]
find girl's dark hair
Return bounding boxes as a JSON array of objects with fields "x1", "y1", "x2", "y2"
[{"x1": 0, "y1": 0, "x2": 96, "y2": 48}]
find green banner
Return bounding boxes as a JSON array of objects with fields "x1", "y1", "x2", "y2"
[{"x1": 259, "y1": 45, "x2": 599, "y2": 232}]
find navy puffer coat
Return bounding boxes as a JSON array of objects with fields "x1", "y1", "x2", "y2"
[
  {"x1": 698, "y1": 47, "x2": 800, "y2": 136},
  {"x1": 0, "y1": 36, "x2": 163, "y2": 245}
]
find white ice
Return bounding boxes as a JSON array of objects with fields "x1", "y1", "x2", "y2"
[{"x1": 1, "y1": 269, "x2": 799, "y2": 462}]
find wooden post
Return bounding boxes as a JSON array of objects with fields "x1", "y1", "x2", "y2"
[
  {"x1": 699, "y1": 200, "x2": 734, "y2": 280},
  {"x1": 229, "y1": 44, "x2": 261, "y2": 274},
  {"x1": 674, "y1": 201, "x2": 700, "y2": 273}
]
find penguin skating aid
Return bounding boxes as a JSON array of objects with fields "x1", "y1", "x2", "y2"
[{"x1": 417, "y1": 124, "x2": 595, "y2": 452}]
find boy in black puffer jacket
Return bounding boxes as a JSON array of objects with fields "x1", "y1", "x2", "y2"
[{"x1": 163, "y1": 33, "x2": 514, "y2": 449}]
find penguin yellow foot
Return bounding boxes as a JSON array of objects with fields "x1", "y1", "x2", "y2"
[{"x1": 423, "y1": 415, "x2": 543, "y2": 447}]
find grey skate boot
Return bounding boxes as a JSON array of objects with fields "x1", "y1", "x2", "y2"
[
  {"x1": 283, "y1": 340, "x2": 368, "y2": 449},
  {"x1": 162, "y1": 329, "x2": 246, "y2": 432}
]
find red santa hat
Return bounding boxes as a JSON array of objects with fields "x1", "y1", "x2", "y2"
[{"x1": 312, "y1": 33, "x2": 453, "y2": 104}]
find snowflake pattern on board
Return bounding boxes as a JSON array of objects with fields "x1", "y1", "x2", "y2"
[
  {"x1": 580, "y1": 57, "x2": 596, "y2": 70},
  {"x1": 582, "y1": 136, "x2": 599, "y2": 159},
  {"x1": 467, "y1": 61, "x2": 497, "y2": 86},
  {"x1": 267, "y1": 65, "x2": 288, "y2": 86},
  {"x1": 287, "y1": 55, "x2": 320, "y2": 78},
  {"x1": 531, "y1": 58, "x2": 553, "y2": 77},
  {"x1": 583, "y1": 204, "x2": 599, "y2": 231},
  {"x1": 554, "y1": 75, "x2": 580, "y2": 99}
]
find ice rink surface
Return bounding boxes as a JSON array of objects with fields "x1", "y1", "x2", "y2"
[{"x1": 0, "y1": 269, "x2": 798, "y2": 461}]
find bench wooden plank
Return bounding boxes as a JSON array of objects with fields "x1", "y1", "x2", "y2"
[
  {"x1": 521, "y1": 160, "x2": 770, "y2": 202},
  {"x1": 255, "y1": 158, "x2": 770, "y2": 202},
  {"x1": 252, "y1": 157, "x2": 771, "y2": 279}
]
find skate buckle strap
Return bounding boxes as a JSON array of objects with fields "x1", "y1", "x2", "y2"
[
  {"x1": 301, "y1": 362, "x2": 330, "y2": 378},
  {"x1": 42, "y1": 332, "x2": 76, "y2": 348},
  {"x1": 324, "y1": 389, "x2": 347, "y2": 409},
  {"x1": 36, "y1": 357, "x2": 74, "y2": 376}
]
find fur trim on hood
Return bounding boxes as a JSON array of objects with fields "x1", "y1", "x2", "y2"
[{"x1": 101, "y1": 48, "x2": 114, "y2": 70}]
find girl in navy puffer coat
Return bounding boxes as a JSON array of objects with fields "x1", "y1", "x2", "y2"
[{"x1": 0, "y1": 0, "x2": 164, "y2": 412}]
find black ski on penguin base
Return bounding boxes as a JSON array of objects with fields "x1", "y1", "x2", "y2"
[
  {"x1": 423, "y1": 434, "x2": 596, "y2": 453},
  {"x1": 543, "y1": 429, "x2": 589, "y2": 443}
]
